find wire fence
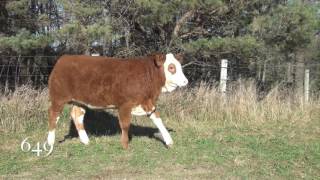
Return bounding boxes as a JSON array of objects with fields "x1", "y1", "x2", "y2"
[
  {"x1": 0, "y1": 56, "x2": 57, "y2": 91},
  {"x1": 0, "y1": 56, "x2": 320, "y2": 97}
]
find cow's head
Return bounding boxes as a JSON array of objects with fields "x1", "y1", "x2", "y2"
[{"x1": 154, "y1": 53, "x2": 188, "y2": 92}]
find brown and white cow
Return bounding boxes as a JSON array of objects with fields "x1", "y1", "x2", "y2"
[{"x1": 47, "y1": 53, "x2": 188, "y2": 149}]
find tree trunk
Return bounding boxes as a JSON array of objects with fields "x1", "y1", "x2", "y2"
[
  {"x1": 287, "y1": 61, "x2": 293, "y2": 83},
  {"x1": 294, "y1": 50, "x2": 305, "y2": 97},
  {"x1": 125, "y1": 27, "x2": 130, "y2": 51},
  {"x1": 257, "y1": 62, "x2": 261, "y2": 81},
  {"x1": 262, "y1": 60, "x2": 267, "y2": 83}
]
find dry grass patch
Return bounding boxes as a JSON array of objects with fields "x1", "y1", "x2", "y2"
[
  {"x1": 159, "y1": 80, "x2": 320, "y2": 130},
  {"x1": 0, "y1": 86, "x2": 49, "y2": 133}
]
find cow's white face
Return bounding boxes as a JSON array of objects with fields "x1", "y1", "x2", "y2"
[{"x1": 162, "y1": 53, "x2": 188, "y2": 92}]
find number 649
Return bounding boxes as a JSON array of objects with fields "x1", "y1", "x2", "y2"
[{"x1": 21, "y1": 137, "x2": 53, "y2": 156}]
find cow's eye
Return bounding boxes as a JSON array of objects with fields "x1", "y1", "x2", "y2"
[{"x1": 168, "y1": 64, "x2": 176, "y2": 74}]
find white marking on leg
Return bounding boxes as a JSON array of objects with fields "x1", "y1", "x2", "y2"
[
  {"x1": 70, "y1": 107, "x2": 78, "y2": 120},
  {"x1": 77, "y1": 114, "x2": 89, "y2": 145},
  {"x1": 56, "y1": 116, "x2": 60, "y2": 124},
  {"x1": 131, "y1": 105, "x2": 147, "y2": 116},
  {"x1": 47, "y1": 129, "x2": 55, "y2": 146},
  {"x1": 78, "y1": 114, "x2": 84, "y2": 124},
  {"x1": 80, "y1": 108, "x2": 85, "y2": 113},
  {"x1": 150, "y1": 114, "x2": 173, "y2": 145},
  {"x1": 78, "y1": 130, "x2": 89, "y2": 145},
  {"x1": 131, "y1": 105, "x2": 156, "y2": 116}
]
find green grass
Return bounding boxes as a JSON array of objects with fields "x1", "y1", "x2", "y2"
[
  {"x1": 0, "y1": 84, "x2": 320, "y2": 179},
  {"x1": 1, "y1": 115, "x2": 319, "y2": 179}
]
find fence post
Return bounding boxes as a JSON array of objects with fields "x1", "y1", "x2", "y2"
[
  {"x1": 219, "y1": 59, "x2": 228, "y2": 96},
  {"x1": 304, "y1": 68, "x2": 310, "y2": 103}
]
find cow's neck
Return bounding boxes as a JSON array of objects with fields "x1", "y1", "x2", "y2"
[{"x1": 146, "y1": 59, "x2": 166, "y2": 98}]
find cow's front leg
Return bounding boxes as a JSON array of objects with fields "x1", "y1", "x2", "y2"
[
  {"x1": 149, "y1": 112, "x2": 173, "y2": 147},
  {"x1": 118, "y1": 104, "x2": 132, "y2": 149}
]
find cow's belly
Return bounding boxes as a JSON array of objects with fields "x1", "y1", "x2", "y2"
[
  {"x1": 71, "y1": 99, "x2": 116, "y2": 110},
  {"x1": 72, "y1": 99, "x2": 148, "y2": 116},
  {"x1": 87, "y1": 104, "x2": 116, "y2": 110}
]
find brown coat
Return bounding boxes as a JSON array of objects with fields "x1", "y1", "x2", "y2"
[
  {"x1": 48, "y1": 54, "x2": 167, "y2": 149},
  {"x1": 49, "y1": 54, "x2": 165, "y2": 109}
]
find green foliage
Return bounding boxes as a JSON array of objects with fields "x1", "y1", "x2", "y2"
[
  {"x1": 58, "y1": 0, "x2": 103, "y2": 25},
  {"x1": 0, "y1": 29, "x2": 53, "y2": 53},
  {"x1": 1, "y1": 0, "x2": 320, "y2": 89},
  {"x1": 54, "y1": 21, "x2": 87, "y2": 53},
  {"x1": 135, "y1": 0, "x2": 222, "y2": 25},
  {"x1": 54, "y1": 20, "x2": 114, "y2": 53},
  {"x1": 6, "y1": 0, "x2": 29, "y2": 16},
  {"x1": 184, "y1": 35, "x2": 263, "y2": 61},
  {"x1": 135, "y1": 0, "x2": 174, "y2": 25},
  {"x1": 251, "y1": 1, "x2": 319, "y2": 52},
  {"x1": 86, "y1": 23, "x2": 112, "y2": 43}
]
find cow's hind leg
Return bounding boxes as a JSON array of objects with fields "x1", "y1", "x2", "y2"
[
  {"x1": 118, "y1": 105, "x2": 132, "y2": 149},
  {"x1": 70, "y1": 106, "x2": 89, "y2": 145},
  {"x1": 47, "y1": 102, "x2": 64, "y2": 146}
]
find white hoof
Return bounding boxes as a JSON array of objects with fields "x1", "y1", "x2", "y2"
[
  {"x1": 79, "y1": 130, "x2": 89, "y2": 145},
  {"x1": 166, "y1": 140, "x2": 173, "y2": 147},
  {"x1": 164, "y1": 135, "x2": 173, "y2": 146},
  {"x1": 47, "y1": 130, "x2": 55, "y2": 146},
  {"x1": 166, "y1": 143, "x2": 173, "y2": 148}
]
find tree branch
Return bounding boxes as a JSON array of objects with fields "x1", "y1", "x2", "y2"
[
  {"x1": 173, "y1": 10, "x2": 195, "y2": 37},
  {"x1": 167, "y1": 10, "x2": 195, "y2": 50}
]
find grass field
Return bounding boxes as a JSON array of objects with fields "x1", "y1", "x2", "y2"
[{"x1": 0, "y1": 82, "x2": 319, "y2": 179}]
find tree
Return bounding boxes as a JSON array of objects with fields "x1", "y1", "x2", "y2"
[
  {"x1": 250, "y1": 0, "x2": 319, "y2": 92},
  {"x1": 0, "y1": 0, "x2": 320, "y2": 92}
]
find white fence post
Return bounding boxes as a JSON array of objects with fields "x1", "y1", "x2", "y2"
[
  {"x1": 219, "y1": 59, "x2": 228, "y2": 96},
  {"x1": 304, "y1": 69, "x2": 310, "y2": 103}
]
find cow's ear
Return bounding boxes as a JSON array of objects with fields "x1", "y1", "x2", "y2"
[
  {"x1": 154, "y1": 54, "x2": 166, "y2": 67},
  {"x1": 175, "y1": 53, "x2": 184, "y2": 63}
]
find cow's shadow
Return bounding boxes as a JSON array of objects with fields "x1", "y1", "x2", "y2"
[{"x1": 60, "y1": 108, "x2": 171, "y2": 146}]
